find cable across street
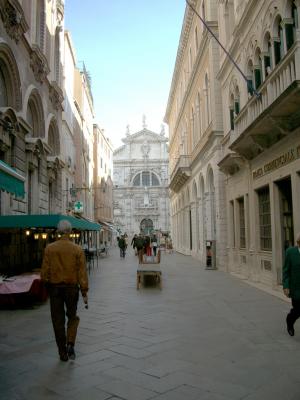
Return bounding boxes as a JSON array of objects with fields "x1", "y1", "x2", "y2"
[{"x1": 185, "y1": 0, "x2": 261, "y2": 99}]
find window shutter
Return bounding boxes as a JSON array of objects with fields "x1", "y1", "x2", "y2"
[
  {"x1": 230, "y1": 109, "x2": 234, "y2": 130},
  {"x1": 254, "y1": 69, "x2": 261, "y2": 89},
  {"x1": 286, "y1": 24, "x2": 294, "y2": 51}
]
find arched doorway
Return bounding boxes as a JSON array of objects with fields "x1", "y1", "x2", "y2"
[{"x1": 140, "y1": 218, "x2": 153, "y2": 235}]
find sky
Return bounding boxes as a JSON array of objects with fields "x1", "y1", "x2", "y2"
[{"x1": 64, "y1": 0, "x2": 186, "y2": 149}]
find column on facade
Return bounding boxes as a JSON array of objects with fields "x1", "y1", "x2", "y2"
[
  {"x1": 198, "y1": 193, "x2": 206, "y2": 262},
  {"x1": 191, "y1": 200, "x2": 198, "y2": 254}
]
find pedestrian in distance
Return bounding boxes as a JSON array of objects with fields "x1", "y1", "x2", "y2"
[
  {"x1": 282, "y1": 232, "x2": 300, "y2": 336},
  {"x1": 131, "y1": 234, "x2": 138, "y2": 255},
  {"x1": 41, "y1": 220, "x2": 88, "y2": 361},
  {"x1": 135, "y1": 233, "x2": 145, "y2": 264},
  {"x1": 152, "y1": 235, "x2": 158, "y2": 257},
  {"x1": 118, "y1": 235, "x2": 127, "y2": 258}
]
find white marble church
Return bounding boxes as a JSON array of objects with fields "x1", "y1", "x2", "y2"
[{"x1": 113, "y1": 121, "x2": 170, "y2": 237}]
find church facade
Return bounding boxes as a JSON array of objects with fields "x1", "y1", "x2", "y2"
[{"x1": 113, "y1": 125, "x2": 170, "y2": 238}]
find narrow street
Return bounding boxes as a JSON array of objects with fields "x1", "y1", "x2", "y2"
[{"x1": 0, "y1": 248, "x2": 299, "y2": 400}]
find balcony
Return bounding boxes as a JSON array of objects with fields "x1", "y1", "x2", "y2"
[
  {"x1": 218, "y1": 153, "x2": 245, "y2": 176},
  {"x1": 169, "y1": 155, "x2": 191, "y2": 192},
  {"x1": 230, "y1": 42, "x2": 300, "y2": 160}
]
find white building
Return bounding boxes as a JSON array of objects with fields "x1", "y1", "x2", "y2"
[
  {"x1": 113, "y1": 123, "x2": 170, "y2": 237},
  {"x1": 217, "y1": 0, "x2": 300, "y2": 293},
  {"x1": 165, "y1": 0, "x2": 227, "y2": 268}
]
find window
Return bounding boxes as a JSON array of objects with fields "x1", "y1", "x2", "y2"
[
  {"x1": 247, "y1": 60, "x2": 254, "y2": 95},
  {"x1": 132, "y1": 172, "x2": 160, "y2": 187},
  {"x1": 142, "y1": 171, "x2": 150, "y2": 186},
  {"x1": 286, "y1": 2, "x2": 298, "y2": 50},
  {"x1": 258, "y1": 186, "x2": 272, "y2": 251},
  {"x1": 238, "y1": 197, "x2": 246, "y2": 248},
  {"x1": 152, "y1": 174, "x2": 159, "y2": 186},
  {"x1": 229, "y1": 92, "x2": 234, "y2": 129},
  {"x1": 254, "y1": 49, "x2": 262, "y2": 89},
  {"x1": 274, "y1": 17, "x2": 283, "y2": 65}
]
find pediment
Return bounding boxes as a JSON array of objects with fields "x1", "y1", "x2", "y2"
[{"x1": 123, "y1": 128, "x2": 168, "y2": 144}]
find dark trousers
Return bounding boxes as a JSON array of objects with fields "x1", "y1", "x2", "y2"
[
  {"x1": 120, "y1": 248, "x2": 126, "y2": 257},
  {"x1": 48, "y1": 285, "x2": 79, "y2": 354},
  {"x1": 287, "y1": 298, "x2": 300, "y2": 326}
]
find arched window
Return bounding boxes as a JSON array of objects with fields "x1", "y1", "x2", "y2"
[
  {"x1": 229, "y1": 93, "x2": 235, "y2": 130},
  {"x1": 274, "y1": 16, "x2": 283, "y2": 65},
  {"x1": 26, "y1": 101, "x2": 36, "y2": 136},
  {"x1": 263, "y1": 32, "x2": 272, "y2": 77},
  {"x1": 132, "y1": 171, "x2": 160, "y2": 187},
  {"x1": 26, "y1": 91, "x2": 45, "y2": 138},
  {"x1": 0, "y1": 68, "x2": 7, "y2": 107},
  {"x1": 286, "y1": 1, "x2": 298, "y2": 51},
  {"x1": 48, "y1": 120, "x2": 60, "y2": 156},
  {"x1": 234, "y1": 86, "x2": 240, "y2": 115},
  {"x1": 247, "y1": 59, "x2": 254, "y2": 95},
  {"x1": 254, "y1": 48, "x2": 262, "y2": 89}
]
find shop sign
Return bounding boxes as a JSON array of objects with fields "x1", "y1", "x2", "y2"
[
  {"x1": 74, "y1": 201, "x2": 83, "y2": 213},
  {"x1": 252, "y1": 144, "x2": 300, "y2": 180}
]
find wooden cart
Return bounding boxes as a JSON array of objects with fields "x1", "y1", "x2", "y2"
[{"x1": 136, "y1": 250, "x2": 162, "y2": 290}]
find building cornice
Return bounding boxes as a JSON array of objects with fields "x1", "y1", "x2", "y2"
[{"x1": 164, "y1": 1, "x2": 196, "y2": 123}]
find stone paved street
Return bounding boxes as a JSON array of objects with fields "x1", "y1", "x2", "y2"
[{"x1": 0, "y1": 247, "x2": 300, "y2": 400}]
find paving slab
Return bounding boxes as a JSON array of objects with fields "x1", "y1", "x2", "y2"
[{"x1": 0, "y1": 246, "x2": 300, "y2": 399}]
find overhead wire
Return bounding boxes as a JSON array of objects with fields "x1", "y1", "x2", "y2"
[{"x1": 185, "y1": 0, "x2": 261, "y2": 98}]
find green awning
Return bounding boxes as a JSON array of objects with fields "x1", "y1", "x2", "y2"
[
  {"x1": 0, "y1": 214, "x2": 101, "y2": 231},
  {"x1": 0, "y1": 160, "x2": 25, "y2": 198}
]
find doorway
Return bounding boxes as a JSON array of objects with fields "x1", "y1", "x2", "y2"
[
  {"x1": 140, "y1": 218, "x2": 153, "y2": 235},
  {"x1": 276, "y1": 177, "x2": 294, "y2": 282}
]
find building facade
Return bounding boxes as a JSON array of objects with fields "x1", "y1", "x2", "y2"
[
  {"x1": 165, "y1": 0, "x2": 227, "y2": 268},
  {"x1": 0, "y1": 0, "x2": 65, "y2": 215},
  {"x1": 217, "y1": 0, "x2": 300, "y2": 292},
  {"x1": 93, "y1": 124, "x2": 114, "y2": 244},
  {"x1": 113, "y1": 124, "x2": 170, "y2": 238},
  {"x1": 0, "y1": 1, "x2": 96, "y2": 222}
]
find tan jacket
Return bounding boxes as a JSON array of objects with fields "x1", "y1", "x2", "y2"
[{"x1": 41, "y1": 236, "x2": 88, "y2": 296}]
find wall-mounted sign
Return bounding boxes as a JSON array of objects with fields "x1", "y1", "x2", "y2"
[
  {"x1": 252, "y1": 144, "x2": 300, "y2": 180},
  {"x1": 74, "y1": 201, "x2": 83, "y2": 213}
]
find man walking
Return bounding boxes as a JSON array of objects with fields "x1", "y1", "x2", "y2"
[
  {"x1": 41, "y1": 220, "x2": 88, "y2": 361},
  {"x1": 283, "y1": 233, "x2": 300, "y2": 336},
  {"x1": 135, "y1": 234, "x2": 145, "y2": 264},
  {"x1": 118, "y1": 235, "x2": 127, "y2": 258}
]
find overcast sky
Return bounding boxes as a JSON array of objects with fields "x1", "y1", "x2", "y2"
[{"x1": 65, "y1": 0, "x2": 186, "y2": 149}]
